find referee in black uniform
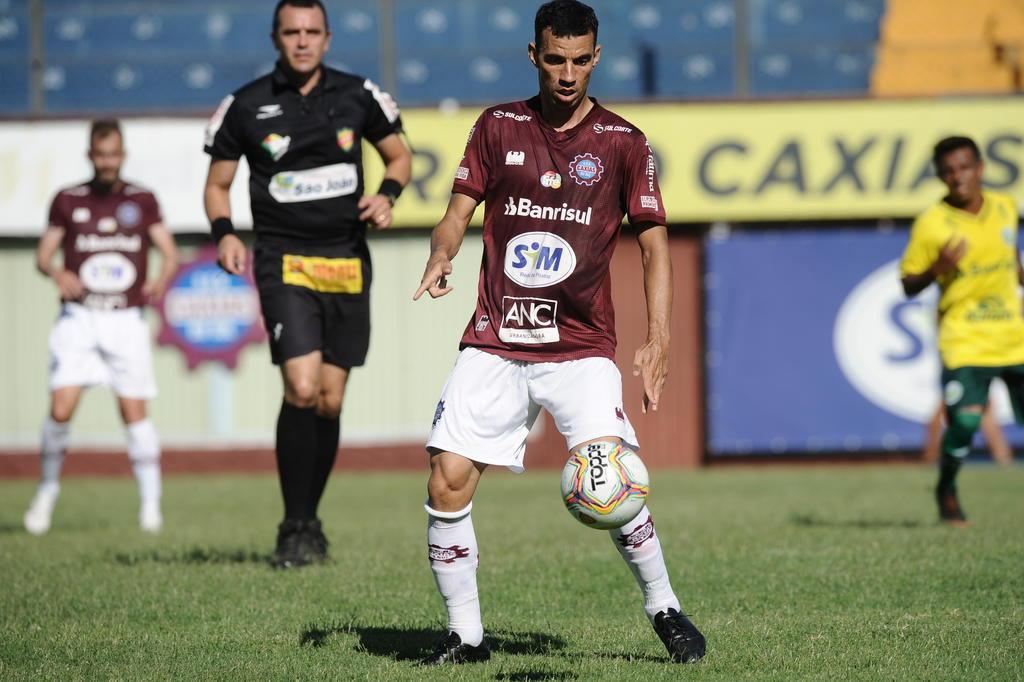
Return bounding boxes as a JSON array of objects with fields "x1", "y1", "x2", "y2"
[{"x1": 203, "y1": 0, "x2": 411, "y2": 568}]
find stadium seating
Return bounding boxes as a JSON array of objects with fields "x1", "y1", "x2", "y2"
[
  {"x1": 11, "y1": 0, "x2": 1023, "y2": 115},
  {"x1": 872, "y1": 0, "x2": 1023, "y2": 95}
]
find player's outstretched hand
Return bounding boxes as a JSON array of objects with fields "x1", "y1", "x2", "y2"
[
  {"x1": 217, "y1": 234, "x2": 247, "y2": 275},
  {"x1": 414, "y1": 252, "x2": 454, "y2": 300},
  {"x1": 358, "y1": 194, "x2": 393, "y2": 230},
  {"x1": 53, "y1": 268, "x2": 84, "y2": 300},
  {"x1": 633, "y1": 336, "x2": 669, "y2": 414}
]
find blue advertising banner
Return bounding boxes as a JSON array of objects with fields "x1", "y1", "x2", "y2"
[{"x1": 705, "y1": 228, "x2": 1024, "y2": 456}]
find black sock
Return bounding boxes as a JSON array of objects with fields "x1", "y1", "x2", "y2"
[
  {"x1": 937, "y1": 453, "x2": 962, "y2": 493},
  {"x1": 275, "y1": 401, "x2": 318, "y2": 521},
  {"x1": 307, "y1": 415, "x2": 340, "y2": 518}
]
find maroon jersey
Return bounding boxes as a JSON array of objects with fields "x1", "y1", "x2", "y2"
[
  {"x1": 48, "y1": 182, "x2": 162, "y2": 310},
  {"x1": 452, "y1": 97, "x2": 666, "y2": 362}
]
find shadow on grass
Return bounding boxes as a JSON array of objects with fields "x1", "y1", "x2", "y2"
[
  {"x1": 791, "y1": 513, "x2": 925, "y2": 529},
  {"x1": 0, "y1": 523, "x2": 26, "y2": 534},
  {"x1": 112, "y1": 547, "x2": 272, "y2": 566},
  {"x1": 300, "y1": 622, "x2": 566, "y2": 661},
  {"x1": 495, "y1": 673, "x2": 577, "y2": 681}
]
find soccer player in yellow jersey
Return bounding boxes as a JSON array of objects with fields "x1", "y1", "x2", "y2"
[{"x1": 900, "y1": 136, "x2": 1024, "y2": 525}]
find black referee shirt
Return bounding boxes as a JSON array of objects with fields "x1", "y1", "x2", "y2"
[{"x1": 204, "y1": 62, "x2": 403, "y2": 245}]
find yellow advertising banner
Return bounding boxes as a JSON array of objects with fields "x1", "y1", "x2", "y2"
[{"x1": 366, "y1": 97, "x2": 1023, "y2": 226}]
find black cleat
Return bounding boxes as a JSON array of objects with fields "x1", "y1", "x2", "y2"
[
  {"x1": 418, "y1": 632, "x2": 491, "y2": 666},
  {"x1": 273, "y1": 519, "x2": 312, "y2": 569},
  {"x1": 936, "y1": 487, "x2": 969, "y2": 526},
  {"x1": 653, "y1": 609, "x2": 706, "y2": 663},
  {"x1": 303, "y1": 519, "x2": 329, "y2": 562}
]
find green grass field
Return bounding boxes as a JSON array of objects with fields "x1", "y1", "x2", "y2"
[{"x1": 1, "y1": 465, "x2": 1022, "y2": 680}]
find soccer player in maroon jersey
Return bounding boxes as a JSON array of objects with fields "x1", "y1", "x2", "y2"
[
  {"x1": 412, "y1": 0, "x2": 705, "y2": 666},
  {"x1": 24, "y1": 119, "x2": 179, "y2": 535}
]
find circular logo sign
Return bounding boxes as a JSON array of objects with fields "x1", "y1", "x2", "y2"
[
  {"x1": 834, "y1": 259, "x2": 1014, "y2": 423},
  {"x1": 540, "y1": 171, "x2": 562, "y2": 189},
  {"x1": 155, "y1": 247, "x2": 265, "y2": 369},
  {"x1": 79, "y1": 252, "x2": 137, "y2": 293},
  {"x1": 503, "y1": 231, "x2": 577, "y2": 288}
]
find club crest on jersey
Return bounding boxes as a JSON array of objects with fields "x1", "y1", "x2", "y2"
[
  {"x1": 261, "y1": 133, "x2": 291, "y2": 162},
  {"x1": 336, "y1": 127, "x2": 355, "y2": 152},
  {"x1": 569, "y1": 153, "x2": 604, "y2": 186},
  {"x1": 116, "y1": 201, "x2": 141, "y2": 228},
  {"x1": 540, "y1": 171, "x2": 562, "y2": 189}
]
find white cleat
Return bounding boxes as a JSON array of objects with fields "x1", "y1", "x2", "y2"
[
  {"x1": 23, "y1": 489, "x2": 59, "y2": 535},
  {"x1": 139, "y1": 503, "x2": 163, "y2": 534}
]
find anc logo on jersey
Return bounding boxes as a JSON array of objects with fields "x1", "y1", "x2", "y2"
[
  {"x1": 569, "y1": 153, "x2": 604, "y2": 186},
  {"x1": 336, "y1": 127, "x2": 355, "y2": 152}
]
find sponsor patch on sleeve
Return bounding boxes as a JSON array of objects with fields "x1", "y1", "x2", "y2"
[{"x1": 640, "y1": 196, "x2": 659, "y2": 210}]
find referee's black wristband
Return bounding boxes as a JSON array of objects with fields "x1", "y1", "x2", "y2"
[
  {"x1": 377, "y1": 178, "x2": 403, "y2": 206},
  {"x1": 211, "y1": 217, "x2": 235, "y2": 244}
]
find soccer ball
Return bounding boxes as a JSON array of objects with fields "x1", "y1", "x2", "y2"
[{"x1": 560, "y1": 441, "x2": 649, "y2": 530}]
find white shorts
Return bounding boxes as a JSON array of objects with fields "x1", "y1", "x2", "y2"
[
  {"x1": 426, "y1": 347, "x2": 639, "y2": 472},
  {"x1": 48, "y1": 304, "x2": 157, "y2": 399}
]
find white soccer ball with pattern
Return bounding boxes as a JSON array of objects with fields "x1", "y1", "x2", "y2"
[{"x1": 560, "y1": 441, "x2": 649, "y2": 530}]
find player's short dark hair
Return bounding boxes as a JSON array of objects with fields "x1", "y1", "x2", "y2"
[
  {"x1": 534, "y1": 0, "x2": 598, "y2": 48},
  {"x1": 933, "y1": 136, "x2": 981, "y2": 171},
  {"x1": 89, "y1": 118, "x2": 121, "y2": 144},
  {"x1": 272, "y1": 0, "x2": 330, "y2": 34}
]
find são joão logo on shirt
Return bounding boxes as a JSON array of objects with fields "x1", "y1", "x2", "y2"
[{"x1": 503, "y1": 231, "x2": 577, "y2": 288}]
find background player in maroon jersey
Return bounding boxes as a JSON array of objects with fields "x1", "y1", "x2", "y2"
[
  {"x1": 23, "y1": 119, "x2": 178, "y2": 535},
  {"x1": 412, "y1": 0, "x2": 705, "y2": 666}
]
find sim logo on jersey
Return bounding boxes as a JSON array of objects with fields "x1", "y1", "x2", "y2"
[
  {"x1": 569, "y1": 153, "x2": 604, "y2": 186},
  {"x1": 500, "y1": 296, "x2": 559, "y2": 344},
  {"x1": 504, "y1": 231, "x2": 577, "y2": 288}
]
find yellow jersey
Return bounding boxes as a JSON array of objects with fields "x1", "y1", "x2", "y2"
[{"x1": 900, "y1": 191, "x2": 1024, "y2": 369}]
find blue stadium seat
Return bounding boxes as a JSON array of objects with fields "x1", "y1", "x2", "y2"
[
  {"x1": 0, "y1": 8, "x2": 29, "y2": 58},
  {"x1": 625, "y1": 0, "x2": 736, "y2": 45},
  {"x1": 590, "y1": 50, "x2": 645, "y2": 100},
  {"x1": 43, "y1": 59, "x2": 262, "y2": 113},
  {"x1": 394, "y1": 49, "x2": 535, "y2": 106},
  {"x1": 0, "y1": 59, "x2": 30, "y2": 113},
  {"x1": 329, "y1": 2, "x2": 380, "y2": 55},
  {"x1": 749, "y1": 43, "x2": 874, "y2": 95},
  {"x1": 750, "y1": 0, "x2": 883, "y2": 43},
  {"x1": 654, "y1": 46, "x2": 736, "y2": 98}
]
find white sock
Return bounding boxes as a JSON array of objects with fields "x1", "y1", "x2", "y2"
[
  {"x1": 426, "y1": 502, "x2": 483, "y2": 647},
  {"x1": 609, "y1": 506, "x2": 681, "y2": 621},
  {"x1": 39, "y1": 417, "x2": 70, "y2": 497},
  {"x1": 126, "y1": 419, "x2": 161, "y2": 508}
]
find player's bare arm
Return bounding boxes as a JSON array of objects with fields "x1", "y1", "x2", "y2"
[
  {"x1": 359, "y1": 133, "x2": 412, "y2": 230},
  {"x1": 633, "y1": 223, "x2": 672, "y2": 414},
  {"x1": 143, "y1": 223, "x2": 179, "y2": 301},
  {"x1": 203, "y1": 159, "x2": 246, "y2": 275},
  {"x1": 901, "y1": 237, "x2": 966, "y2": 297},
  {"x1": 36, "y1": 225, "x2": 84, "y2": 300},
  {"x1": 414, "y1": 192, "x2": 478, "y2": 300}
]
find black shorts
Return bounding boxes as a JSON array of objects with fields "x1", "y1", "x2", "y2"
[{"x1": 254, "y1": 239, "x2": 371, "y2": 368}]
